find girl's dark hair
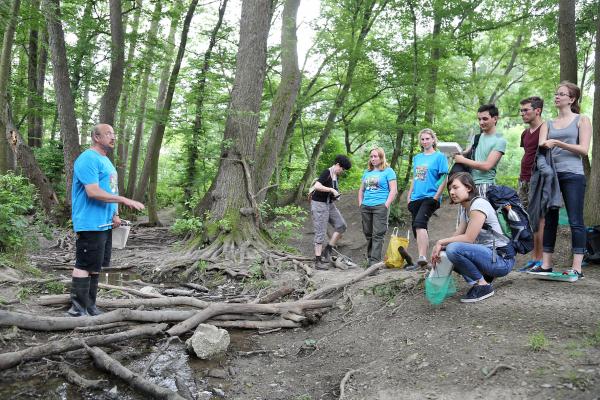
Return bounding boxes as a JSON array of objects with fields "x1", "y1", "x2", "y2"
[
  {"x1": 447, "y1": 172, "x2": 477, "y2": 203},
  {"x1": 334, "y1": 154, "x2": 352, "y2": 170},
  {"x1": 558, "y1": 80, "x2": 581, "y2": 114}
]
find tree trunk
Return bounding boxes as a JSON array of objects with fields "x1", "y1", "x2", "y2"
[
  {"x1": 43, "y1": 0, "x2": 81, "y2": 207},
  {"x1": 133, "y1": 1, "x2": 181, "y2": 202},
  {"x1": 144, "y1": 0, "x2": 198, "y2": 225},
  {"x1": 125, "y1": 0, "x2": 163, "y2": 199},
  {"x1": 292, "y1": 0, "x2": 386, "y2": 203},
  {"x1": 0, "y1": 0, "x2": 21, "y2": 174},
  {"x1": 98, "y1": 0, "x2": 125, "y2": 126},
  {"x1": 583, "y1": 3, "x2": 600, "y2": 226},
  {"x1": 424, "y1": 1, "x2": 441, "y2": 125},
  {"x1": 558, "y1": 0, "x2": 577, "y2": 83},
  {"x1": 252, "y1": 0, "x2": 301, "y2": 204},
  {"x1": 27, "y1": 0, "x2": 41, "y2": 148},
  {"x1": 183, "y1": 0, "x2": 229, "y2": 207},
  {"x1": 116, "y1": 0, "x2": 143, "y2": 195},
  {"x1": 33, "y1": 26, "x2": 48, "y2": 145},
  {"x1": 199, "y1": 0, "x2": 271, "y2": 243}
]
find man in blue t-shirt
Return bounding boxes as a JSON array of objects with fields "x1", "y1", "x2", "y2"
[
  {"x1": 68, "y1": 124, "x2": 145, "y2": 317},
  {"x1": 406, "y1": 129, "x2": 448, "y2": 267}
]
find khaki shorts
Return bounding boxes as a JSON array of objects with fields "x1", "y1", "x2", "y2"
[{"x1": 311, "y1": 200, "x2": 347, "y2": 245}]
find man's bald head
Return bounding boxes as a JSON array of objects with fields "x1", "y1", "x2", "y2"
[{"x1": 91, "y1": 124, "x2": 113, "y2": 142}]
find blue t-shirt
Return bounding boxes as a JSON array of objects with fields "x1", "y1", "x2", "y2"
[
  {"x1": 72, "y1": 149, "x2": 118, "y2": 232},
  {"x1": 410, "y1": 151, "x2": 448, "y2": 201},
  {"x1": 361, "y1": 167, "x2": 397, "y2": 206}
]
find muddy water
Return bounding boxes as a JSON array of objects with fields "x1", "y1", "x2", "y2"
[
  {"x1": 0, "y1": 327, "x2": 253, "y2": 399},
  {"x1": 101, "y1": 271, "x2": 141, "y2": 286}
]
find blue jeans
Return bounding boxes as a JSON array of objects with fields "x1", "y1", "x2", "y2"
[
  {"x1": 543, "y1": 172, "x2": 586, "y2": 255},
  {"x1": 446, "y1": 242, "x2": 515, "y2": 282}
]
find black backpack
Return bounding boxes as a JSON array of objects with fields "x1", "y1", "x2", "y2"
[
  {"x1": 484, "y1": 185, "x2": 534, "y2": 255},
  {"x1": 449, "y1": 133, "x2": 481, "y2": 176}
]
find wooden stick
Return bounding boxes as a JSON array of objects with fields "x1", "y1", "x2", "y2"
[
  {"x1": 0, "y1": 323, "x2": 167, "y2": 371},
  {"x1": 84, "y1": 343, "x2": 186, "y2": 400},
  {"x1": 303, "y1": 262, "x2": 384, "y2": 300},
  {"x1": 253, "y1": 286, "x2": 294, "y2": 304}
]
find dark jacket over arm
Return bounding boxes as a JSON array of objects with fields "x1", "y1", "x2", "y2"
[{"x1": 528, "y1": 147, "x2": 562, "y2": 232}]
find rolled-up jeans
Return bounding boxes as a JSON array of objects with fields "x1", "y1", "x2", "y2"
[
  {"x1": 543, "y1": 172, "x2": 586, "y2": 255},
  {"x1": 361, "y1": 204, "x2": 389, "y2": 265},
  {"x1": 445, "y1": 242, "x2": 515, "y2": 282}
]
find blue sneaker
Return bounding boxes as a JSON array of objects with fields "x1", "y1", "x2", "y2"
[
  {"x1": 519, "y1": 260, "x2": 541, "y2": 272},
  {"x1": 460, "y1": 284, "x2": 495, "y2": 303}
]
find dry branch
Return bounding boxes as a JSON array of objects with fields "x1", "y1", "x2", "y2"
[
  {"x1": 209, "y1": 319, "x2": 300, "y2": 329},
  {"x1": 0, "y1": 323, "x2": 167, "y2": 371},
  {"x1": 84, "y1": 343, "x2": 186, "y2": 400},
  {"x1": 303, "y1": 262, "x2": 384, "y2": 300},
  {"x1": 166, "y1": 299, "x2": 335, "y2": 337},
  {"x1": 34, "y1": 295, "x2": 209, "y2": 309},
  {"x1": 253, "y1": 286, "x2": 294, "y2": 303}
]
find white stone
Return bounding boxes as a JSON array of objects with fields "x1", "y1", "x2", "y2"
[
  {"x1": 186, "y1": 324, "x2": 230, "y2": 359},
  {"x1": 139, "y1": 286, "x2": 160, "y2": 295}
]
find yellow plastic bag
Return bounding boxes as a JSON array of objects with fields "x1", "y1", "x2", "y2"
[{"x1": 384, "y1": 228, "x2": 409, "y2": 268}]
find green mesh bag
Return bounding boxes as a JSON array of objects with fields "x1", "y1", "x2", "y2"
[{"x1": 425, "y1": 274, "x2": 457, "y2": 305}]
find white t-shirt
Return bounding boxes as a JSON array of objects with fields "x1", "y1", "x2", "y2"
[{"x1": 459, "y1": 197, "x2": 509, "y2": 248}]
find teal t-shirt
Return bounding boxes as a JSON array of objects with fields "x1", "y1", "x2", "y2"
[
  {"x1": 361, "y1": 167, "x2": 397, "y2": 206},
  {"x1": 410, "y1": 151, "x2": 448, "y2": 201},
  {"x1": 472, "y1": 132, "x2": 506, "y2": 184},
  {"x1": 71, "y1": 149, "x2": 118, "y2": 232}
]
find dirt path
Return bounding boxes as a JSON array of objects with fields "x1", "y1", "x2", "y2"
[{"x1": 1, "y1": 195, "x2": 599, "y2": 399}]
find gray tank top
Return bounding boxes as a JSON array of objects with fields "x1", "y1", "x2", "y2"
[{"x1": 547, "y1": 115, "x2": 583, "y2": 175}]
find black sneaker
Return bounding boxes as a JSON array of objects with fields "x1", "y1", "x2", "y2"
[
  {"x1": 321, "y1": 244, "x2": 333, "y2": 262},
  {"x1": 460, "y1": 284, "x2": 495, "y2": 303},
  {"x1": 529, "y1": 265, "x2": 552, "y2": 273}
]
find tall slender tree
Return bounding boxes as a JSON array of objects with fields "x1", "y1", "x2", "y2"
[
  {"x1": 27, "y1": 0, "x2": 41, "y2": 147},
  {"x1": 558, "y1": 0, "x2": 577, "y2": 83}
]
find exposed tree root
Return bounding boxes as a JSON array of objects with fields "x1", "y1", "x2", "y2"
[
  {"x1": 339, "y1": 368, "x2": 361, "y2": 399},
  {"x1": 57, "y1": 363, "x2": 107, "y2": 389},
  {"x1": 166, "y1": 299, "x2": 335, "y2": 336},
  {"x1": 0, "y1": 323, "x2": 167, "y2": 371},
  {"x1": 83, "y1": 343, "x2": 186, "y2": 400}
]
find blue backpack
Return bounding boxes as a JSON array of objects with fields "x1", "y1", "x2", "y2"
[{"x1": 485, "y1": 185, "x2": 534, "y2": 255}]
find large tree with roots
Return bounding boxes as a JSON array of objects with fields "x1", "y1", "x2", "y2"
[{"x1": 190, "y1": 0, "x2": 274, "y2": 261}]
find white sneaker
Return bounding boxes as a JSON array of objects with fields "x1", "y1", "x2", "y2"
[{"x1": 417, "y1": 255, "x2": 428, "y2": 267}]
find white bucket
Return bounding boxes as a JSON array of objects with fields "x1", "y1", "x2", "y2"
[{"x1": 112, "y1": 221, "x2": 131, "y2": 249}]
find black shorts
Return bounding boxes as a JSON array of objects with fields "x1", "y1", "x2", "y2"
[
  {"x1": 407, "y1": 197, "x2": 440, "y2": 236},
  {"x1": 75, "y1": 230, "x2": 112, "y2": 273}
]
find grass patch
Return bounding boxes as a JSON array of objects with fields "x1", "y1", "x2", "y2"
[
  {"x1": 44, "y1": 281, "x2": 65, "y2": 295},
  {"x1": 585, "y1": 323, "x2": 600, "y2": 347},
  {"x1": 561, "y1": 370, "x2": 590, "y2": 390},
  {"x1": 528, "y1": 331, "x2": 549, "y2": 352},
  {"x1": 366, "y1": 278, "x2": 409, "y2": 303}
]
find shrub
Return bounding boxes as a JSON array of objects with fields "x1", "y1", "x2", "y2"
[
  {"x1": 261, "y1": 204, "x2": 307, "y2": 244},
  {"x1": 32, "y1": 140, "x2": 66, "y2": 198},
  {"x1": 528, "y1": 331, "x2": 548, "y2": 352},
  {"x1": 0, "y1": 173, "x2": 38, "y2": 252}
]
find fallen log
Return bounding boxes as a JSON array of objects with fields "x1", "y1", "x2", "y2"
[
  {"x1": 303, "y1": 262, "x2": 383, "y2": 300},
  {"x1": 166, "y1": 299, "x2": 335, "y2": 337},
  {"x1": 0, "y1": 309, "x2": 195, "y2": 331},
  {"x1": 59, "y1": 280, "x2": 165, "y2": 298},
  {"x1": 208, "y1": 319, "x2": 300, "y2": 329},
  {"x1": 34, "y1": 295, "x2": 209, "y2": 309},
  {"x1": 0, "y1": 323, "x2": 167, "y2": 371},
  {"x1": 84, "y1": 343, "x2": 186, "y2": 400}
]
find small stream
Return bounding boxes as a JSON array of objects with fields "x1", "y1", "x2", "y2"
[{"x1": 0, "y1": 306, "x2": 253, "y2": 399}]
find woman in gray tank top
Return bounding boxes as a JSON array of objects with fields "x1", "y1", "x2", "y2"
[{"x1": 529, "y1": 81, "x2": 592, "y2": 278}]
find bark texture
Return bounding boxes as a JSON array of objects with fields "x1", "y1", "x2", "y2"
[
  {"x1": 43, "y1": 0, "x2": 81, "y2": 206},
  {"x1": 252, "y1": 0, "x2": 301, "y2": 204},
  {"x1": 558, "y1": 0, "x2": 577, "y2": 83}
]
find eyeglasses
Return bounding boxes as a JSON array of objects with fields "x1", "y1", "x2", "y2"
[
  {"x1": 519, "y1": 108, "x2": 532, "y2": 113},
  {"x1": 555, "y1": 92, "x2": 570, "y2": 97}
]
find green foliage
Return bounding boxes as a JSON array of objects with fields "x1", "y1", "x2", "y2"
[
  {"x1": 262, "y1": 204, "x2": 308, "y2": 245},
  {"x1": 585, "y1": 323, "x2": 600, "y2": 347},
  {"x1": 32, "y1": 140, "x2": 66, "y2": 198},
  {"x1": 528, "y1": 331, "x2": 549, "y2": 352},
  {"x1": 0, "y1": 173, "x2": 38, "y2": 253},
  {"x1": 366, "y1": 278, "x2": 409, "y2": 303},
  {"x1": 44, "y1": 281, "x2": 65, "y2": 295},
  {"x1": 171, "y1": 216, "x2": 203, "y2": 236},
  {"x1": 16, "y1": 286, "x2": 34, "y2": 302},
  {"x1": 244, "y1": 261, "x2": 272, "y2": 290}
]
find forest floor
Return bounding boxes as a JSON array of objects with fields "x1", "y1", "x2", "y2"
[{"x1": 1, "y1": 192, "x2": 600, "y2": 399}]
